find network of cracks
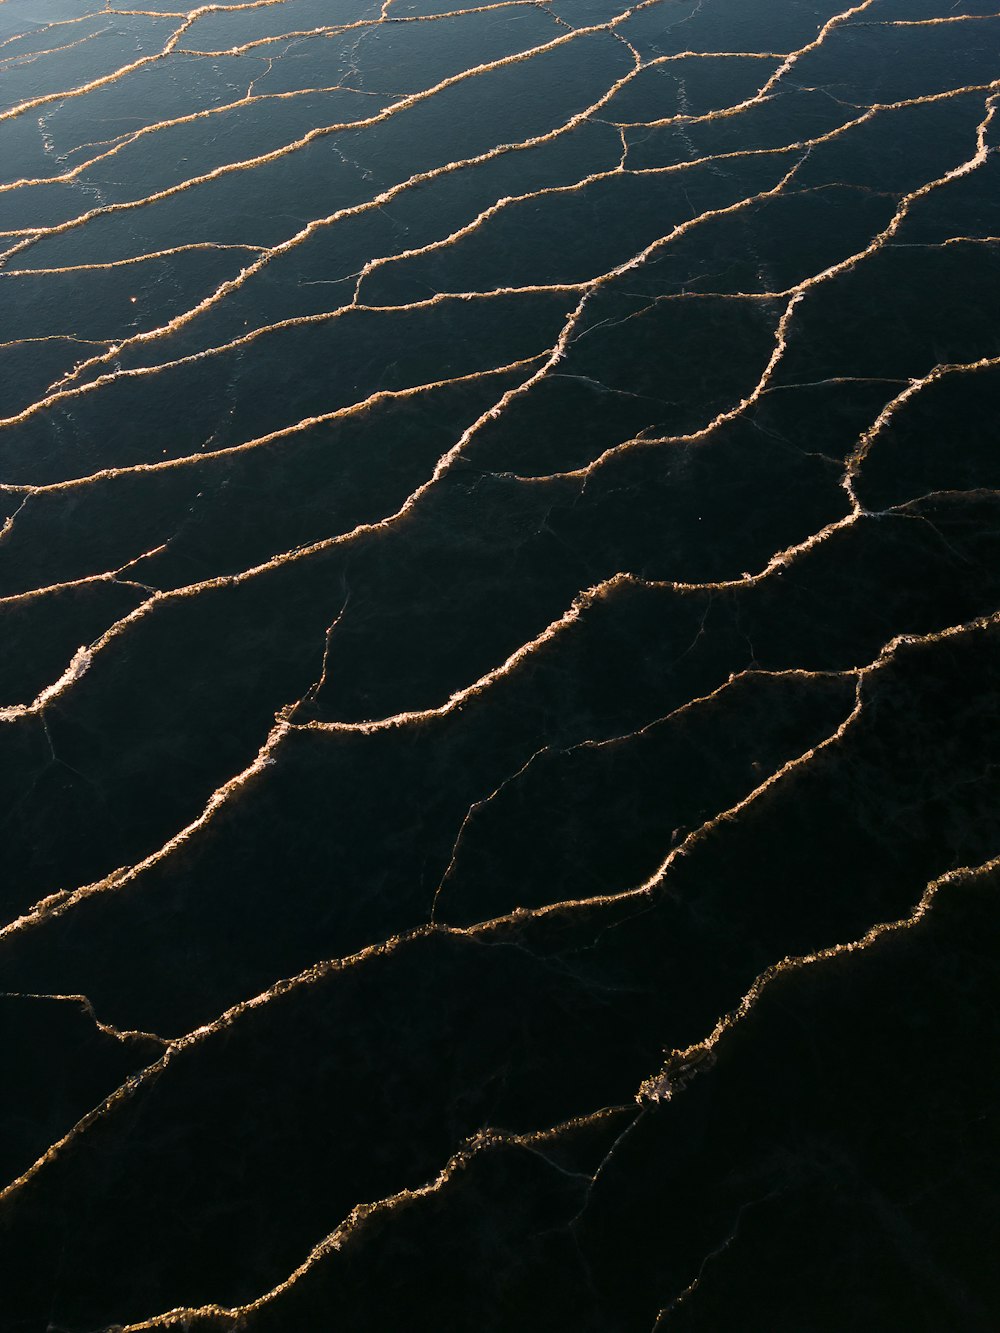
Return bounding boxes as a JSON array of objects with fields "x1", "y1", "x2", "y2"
[{"x1": 0, "y1": 0, "x2": 999, "y2": 1328}]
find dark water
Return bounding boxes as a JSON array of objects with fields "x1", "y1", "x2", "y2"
[{"x1": 0, "y1": 0, "x2": 998, "y2": 1328}]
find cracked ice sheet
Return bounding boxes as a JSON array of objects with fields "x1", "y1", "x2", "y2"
[{"x1": 0, "y1": 0, "x2": 999, "y2": 1328}]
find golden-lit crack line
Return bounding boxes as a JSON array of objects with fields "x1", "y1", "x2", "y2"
[
  {"x1": 3, "y1": 78, "x2": 996, "y2": 725},
  {"x1": 25, "y1": 778, "x2": 1000, "y2": 1333},
  {"x1": 639, "y1": 848, "x2": 1000, "y2": 1104},
  {"x1": 1, "y1": 481, "x2": 996, "y2": 935},
  {"x1": 3, "y1": 603, "x2": 997, "y2": 1217},
  {"x1": 0, "y1": 991, "x2": 166, "y2": 1047}
]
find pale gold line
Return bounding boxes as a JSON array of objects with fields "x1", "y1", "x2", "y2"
[
  {"x1": 844, "y1": 353, "x2": 1000, "y2": 507},
  {"x1": 0, "y1": 241, "x2": 265, "y2": 276},
  {"x1": 520, "y1": 89, "x2": 999, "y2": 484},
  {"x1": 112, "y1": 1103, "x2": 637, "y2": 1330},
  {"x1": 0, "y1": 991, "x2": 166, "y2": 1046},
  {"x1": 429, "y1": 666, "x2": 850, "y2": 921},
  {"x1": 608, "y1": 0, "x2": 881, "y2": 128},
  {"x1": 0, "y1": 354, "x2": 545, "y2": 503},
  {"x1": 639, "y1": 848, "x2": 1000, "y2": 1103}
]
